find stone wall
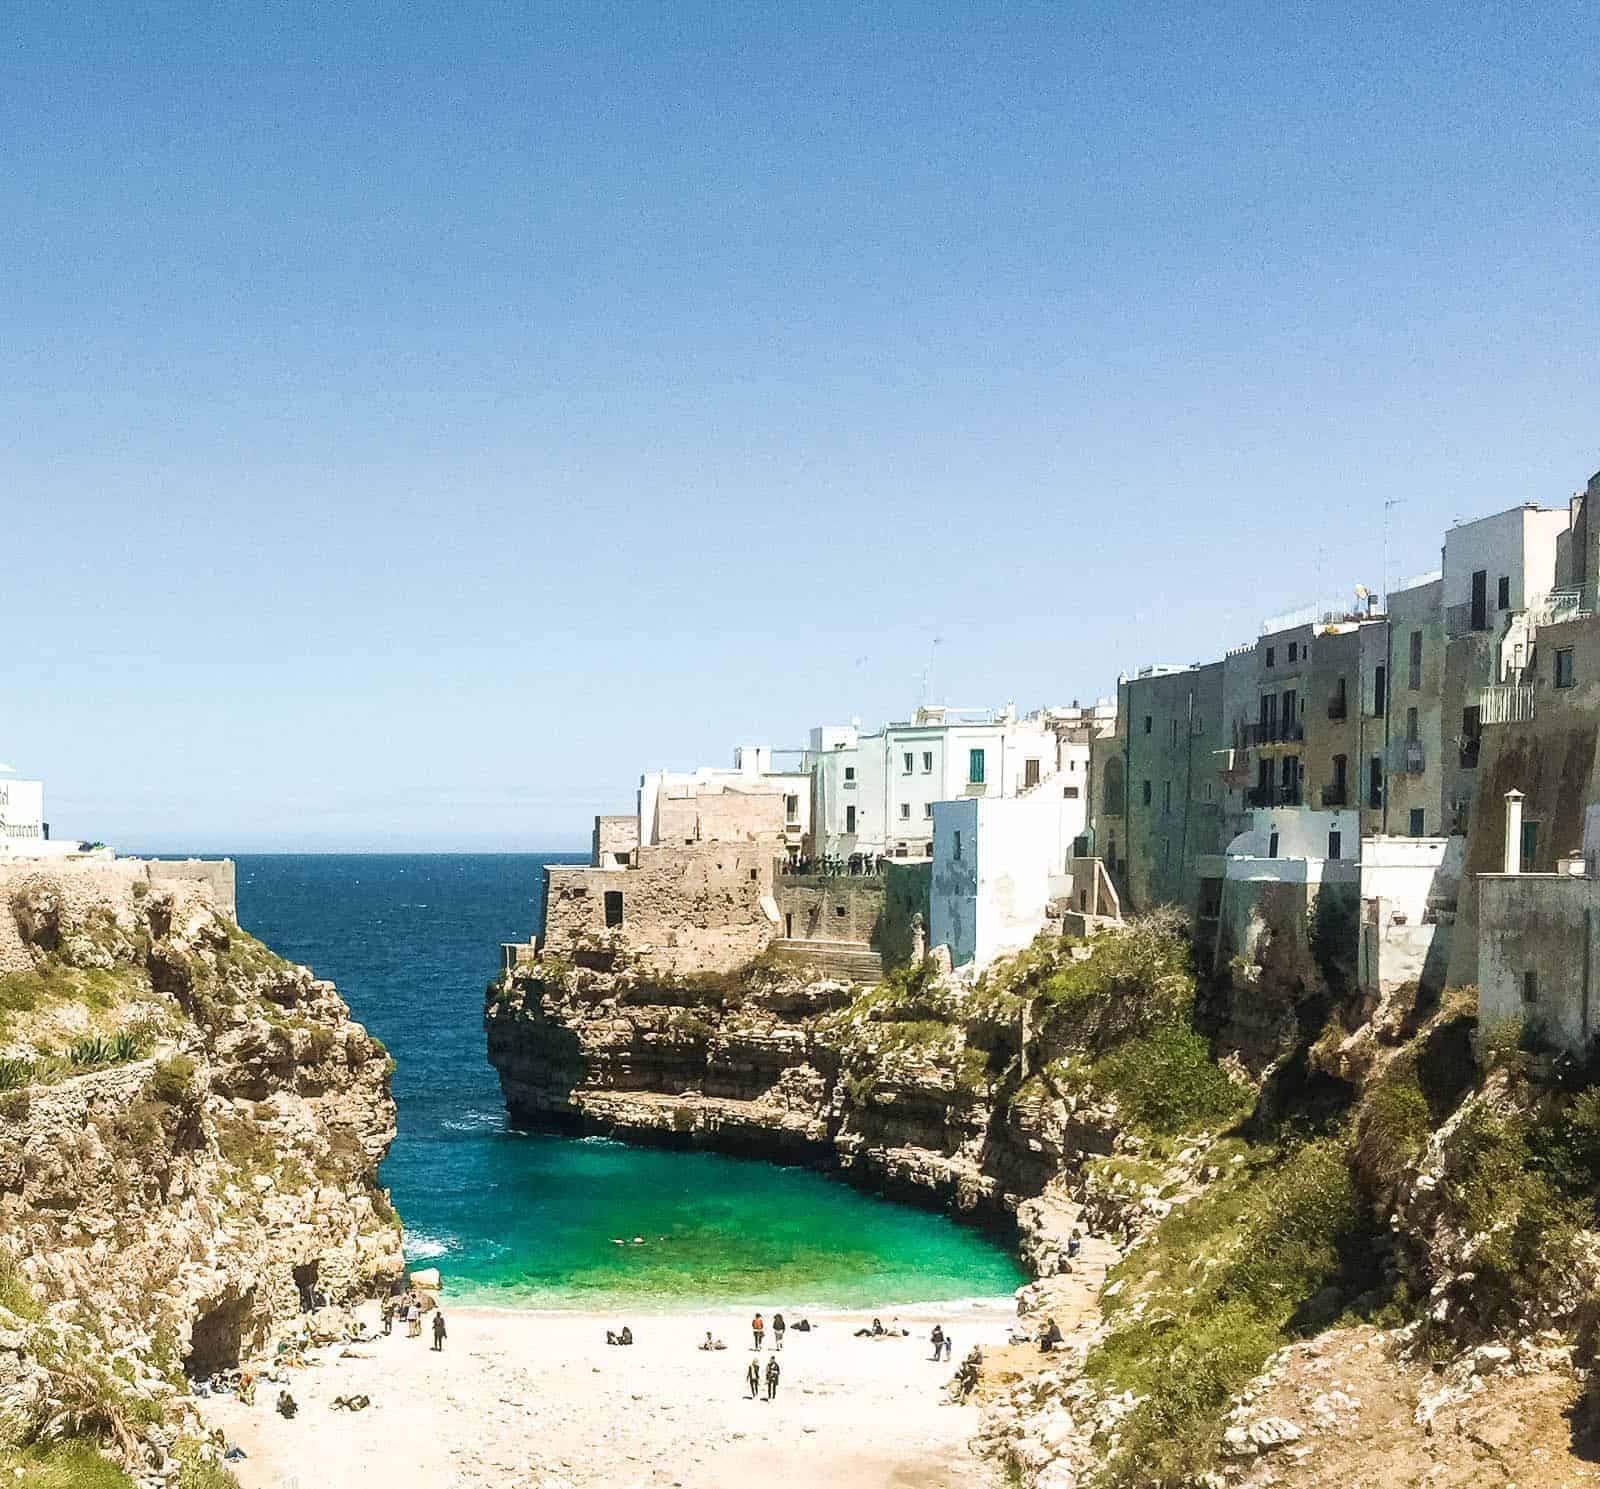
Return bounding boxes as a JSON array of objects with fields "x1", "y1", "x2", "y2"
[
  {"x1": 880, "y1": 861, "x2": 932, "y2": 969},
  {"x1": 539, "y1": 842, "x2": 778, "y2": 973},
  {"x1": 0, "y1": 857, "x2": 235, "y2": 974},
  {"x1": 592, "y1": 814, "x2": 639, "y2": 868},
  {"x1": 654, "y1": 788, "x2": 787, "y2": 845},
  {"x1": 774, "y1": 874, "x2": 884, "y2": 946},
  {"x1": 1478, "y1": 872, "x2": 1600, "y2": 1053}
]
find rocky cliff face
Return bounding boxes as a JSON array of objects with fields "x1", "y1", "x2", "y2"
[
  {"x1": 0, "y1": 863, "x2": 402, "y2": 1485},
  {"x1": 489, "y1": 916, "x2": 1600, "y2": 1489}
]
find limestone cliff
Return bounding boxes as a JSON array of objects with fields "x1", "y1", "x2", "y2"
[
  {"x1": 488, "y1": 915, "x2": 1600, "y2": 1489},
  {"x1": 0, "y1": 863, "x2": 402, "y2": 1487}
]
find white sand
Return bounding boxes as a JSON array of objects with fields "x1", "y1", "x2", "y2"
[{"x1": 198, "y1": 1301, "x2": 1016, "y2": 1489}]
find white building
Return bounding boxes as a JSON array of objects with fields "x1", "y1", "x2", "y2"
[
  {"x1": 807, "y1": 703, "x2": 1111, "y2": 863},
  {"x1": 929, "y1": 795, "x2": 1081, "y2": 969},
  {"x1": 0, "y1": 764, "x2": 93, "y2": 859},
  {"x1": 637, "y1": 744, "x2": 812, "y2": 858}
]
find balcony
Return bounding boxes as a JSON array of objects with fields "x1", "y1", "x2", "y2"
[
  {"x1": 1327, "y1": 695, "x2": 1348, "y2": 720},
  {"x1": 1479, "y1": 683, "x2": 1535, "y2": 725},
  {"x1": 1241, "y1": 720, "x2": 1305, "y2": 747},
  {"x1": 1387, "y1": 739, "x2": 1427, "y2": 774},
  {"x1": 1320, "y1": 784, "x2": 1348, "y2": 808},
  {"x1": 1246, "y1": 783, "x2": 1303, "y2": 808}
]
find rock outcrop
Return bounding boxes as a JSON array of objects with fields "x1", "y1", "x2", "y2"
[{"x1": 0, "y1": 862, "x2": 402, "y2": 1484}]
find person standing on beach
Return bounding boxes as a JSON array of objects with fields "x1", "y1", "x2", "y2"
[
  {"x1": 751, "y1": 1312, "x2": 764, "y2": 1350},
  {"x1": 746, "y1": 1358, "x2": 761, "y2": 1399},
  {"x1": 432, "y1": 1311, "x2": 447, "y2": 1352},
  {"x1": 929, "y1": 1324, "x2": 944, "y2": 1360},
  {"x1": 942, "y1": 1332, "x2": 953, "y2": 1362},
  {"x1": 772, "y1": 1312, "x2": 786, "y2": 1350},
  {"x1": 765, "y1": 1355, "x2": 780, "y2": 1401}
]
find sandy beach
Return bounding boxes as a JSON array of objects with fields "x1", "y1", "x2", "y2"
[{"x1": 198, "y1": 1300, "x2": 1016, "y2": 1489}]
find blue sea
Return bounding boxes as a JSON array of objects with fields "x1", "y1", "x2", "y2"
[{"x1": 232, "y1": 854, "x2": 1025, "y2": 1311}]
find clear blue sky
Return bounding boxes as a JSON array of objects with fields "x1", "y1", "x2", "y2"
[{"x1": 6, "y1": 2, "x2": 1597, "y2": 851}]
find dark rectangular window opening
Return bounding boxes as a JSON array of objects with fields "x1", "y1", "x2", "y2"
[
  {"x1": 968, "y1": 748, "x2": 986, "y2": 785},
  {"x1": 1142, "y1": 779, "x2": 1153, "y2": 806},
  {"x1": 1471, "y1": 569, "x2": 1488, "y2": 631},
  {"x1": 1268, "y1": 830, "x2": 1280, "y2": 858},
  {"x1": 1373, "y1": 664, "x2": 1387, "y2": 718},
  {"x1": 1409, "y1": 808, "x2": 1425, "y2": 837},
  {"x1": 1523, "y1": 970, "x2": 1539, "y2": 1005},
  {"x1": 1409, "y1": 630, "x2": 1423, "y2": 689},
  {"x1": 603, "y1": 890, "x2": 624, "y2": 928},
  {"x1": 1328, "y1": 830, "x2": 1341, "y2": 859},
  {"x1": 1369, "y1": 755, "x2": 1383, "y2": 809},
  {"x1": 1556, "y1": 648, "x2": 1575, "y2": 688},
  {"x1": 1522, "y1": 819, "x2": 1539, "y2": 873},
  {"x1": 1265, "y1": 646, "x2": 1275, "y2": 667},
  {"x1": 1497, "y1": 575, "x2": 1511, "y2": 610}
]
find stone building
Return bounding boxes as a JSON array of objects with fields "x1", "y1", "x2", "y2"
[{"x1": 639, "y1": 744, "x2": 811, "y2": 860}]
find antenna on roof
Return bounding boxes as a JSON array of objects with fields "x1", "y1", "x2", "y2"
[{"x1": 920, "y1": 637, "x2": 944, "y2": 708}]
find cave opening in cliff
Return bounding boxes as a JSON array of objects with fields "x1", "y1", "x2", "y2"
[
  {"x1": 184, "y1": 1288, "x2": 257, "y2": 1377},
  {"x1": 294, "y1": 1261, "x2": 321, "y2": 1312}
]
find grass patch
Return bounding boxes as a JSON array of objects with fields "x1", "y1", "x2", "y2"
[
  {"x1": 1087, "y1": 1137, "x2": 1383, "y2": 1487},
  {"x1": 0, "y1": 1443, "x2": 137, "y2": 1489},
  {"x1": 1085, "y1": 1023, "x2": 1251, "y2": 1136}
]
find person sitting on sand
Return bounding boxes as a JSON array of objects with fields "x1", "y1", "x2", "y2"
[
  {"x1": 619, "y1": 1325, "x2": 633, "y2": 1346},
  {"x1": 699, "y1": 1332, "x2": 727, "y2": 1351},
  {"x1": 1039, "y1": 1318, "x2": 1063, "y2": 1354},
  {"x1": 746, "y1": 1358, "x2": 761, "y2": 1399},
  {"x1": 772, "y1": 1312, "x2": 786, "y2": 1350},
  {"x1": 793, "y1": 1318, "x2": 811, "y2": 1333},
  {"x1": 853, "y1": 1317, "x2": 885, "y2": 1338}
]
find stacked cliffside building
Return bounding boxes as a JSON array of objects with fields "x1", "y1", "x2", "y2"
[{"x1": 515, "y1": 466, "x2": 1600, "y2": 1058}]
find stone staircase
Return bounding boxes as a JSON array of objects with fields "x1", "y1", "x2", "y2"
[{"x1": 768, "y1": 938, "x2": 885, "y2": 983}]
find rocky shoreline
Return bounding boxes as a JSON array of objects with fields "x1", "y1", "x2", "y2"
[{"x1": 0, "y1": 862, "x2": 403, "y2": 1486}]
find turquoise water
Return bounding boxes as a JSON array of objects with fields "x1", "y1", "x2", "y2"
[{"x1": 234, "y1": 855, "x2": 1026, "y2": 1311}]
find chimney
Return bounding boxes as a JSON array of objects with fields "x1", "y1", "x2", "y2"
[{"x1": 1504, "y1": 789, "x2": 1525, "y2": 875}]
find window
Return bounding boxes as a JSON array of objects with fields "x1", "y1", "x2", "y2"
[
  {"x1": 1266, "y1": 646, "x2": 1275, "y2": 667},
  {"x1": 1521, "y1": 819, "x2": 1539, "y2": 873},
  {"x1": 845, "y1": 805, "x2": 856, "y2": 833},
  {"x1": 1332, "y1": 753, "x2": 1348, "y2": 800},
  {"x1": 1461, "y1": 705, "x2": 1482, "y2": 768},
  {"x1": 1497, "y1": 575, "x2": 1510, "y2": 610},
  {"x1": 922, "y1": 751, "x2": 933, "y2": 773},
  {"x1": 953, "y1": 830, "x2": 962, "y2": 860},
  {"x1": 1268, "y1": 830, "x2": 1280, "y2": 858},
  {"x1": 1170, "y1": 718, "x2": 1179, "y2": 744},
  {"x1": 1288, "y1": 641, "x2": 1298, "y2": 663},
  {"x1": 1163, "y1": 781, "x2": 1172, "y2": 813},
  {"x1": 902, "y1": 752, "x2": 914, "y2": 774},
  {"x1": 603, "y1": 891, "x2": 624, "y2": 928},
  {"x1": 1409, "y1": 630, "x2": 1423, "y2": 689},
  {"x1": 1471, "y1": 569, "x2": 1488, "y2": 631},
  {"x1": 844, "y1": 766, "x2": 855, "y2": 782},
  {"x1": 1142, "y1": 780, "x2": 1153, "y2": 806},
  {"x1": 1523, "y1": 970, "x2": 1539, "y2": 1005},
  {"x1": 1063, "y1": 785, "x2": 1080, "y2": 798},
  {"x1": 1406, "y1": 706, "x2": 1419, "y2": 743},
  {"x1": 1373, "y1": 664, "x2": 1387, "y2": 718},
  {"x1": 1556, "y1": 648, "x2": 1575, "y2": 688},
  {"x1": 1024, "y1": 758, "x2": 1041, "y2": 788},
  {"x1": 784, "y1": 793, "x2": 799, "y2": 824},
  {"x1": 923, "y1": 803, "x2": 933, "y2": 819},
  {"x1": 899, "y1": 802, "x2": 910, "y2": 820},
  {"x1": 1144, "y1": 715, "x2": 1152, "y2": 734},
  {"x1": 968, "y1": 748, "x2": 986, "y2": 784},
  {"x1": 1369, "y1": 755, "x2": 1383, "y2": 809},
  {"x1": 1328, "y1": 830, "x2": 1342, "y2": 859},
  {"x1": 1409, "y1": 808, "x2": 1425, "y2": 837}
]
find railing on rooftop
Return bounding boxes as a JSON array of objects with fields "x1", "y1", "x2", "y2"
[
  {"x1": 1529, "y1": 587, "x2": 1587, "y2": 628},
  {"x1": 1240, "y1": 720, "x2": 1305, "y2": 746},
  {"x1": 780, "y1": 856, "x2": 885, "y2": 878}
]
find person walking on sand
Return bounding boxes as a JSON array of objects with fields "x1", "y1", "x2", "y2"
[
  {"x1": 746, "y1": 1358, "x2": 761, "y2": 1399},
  {"x1": 381, "y1": 1298, "x2": 393, "y2": 1336},
  {"x1": 432, "y1": 1311, "x2": 447, "y2": 1352},
  {"x1": 772, "y1": 1312, "x2": 786, "y2": 1351},
  {"x1": 929, "y1": 1324, "x2": 944, "y2": 1360},
  {"x1": 765, "y1": 1355, "x2": 780, "y2": 1401},
  {"x1": 751, "y1": 1312, "x2": 764, "y2": 1350}
]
